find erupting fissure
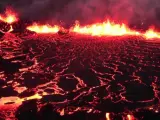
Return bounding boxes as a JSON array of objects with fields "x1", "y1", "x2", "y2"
[
  {"x1": 70, "y1": 21, "x2": 160, "y2": 39},
  {"x1": 0, "y1": 7, "x2": 160, "y2": 120},
  {"x1": 0, "y1": 7, "x2": 160, "y2": 39},
  {"x1": 26, "y1": 23, "x2": 60, "y2": 33},
  {"x1": 0, "y1": 8, "x2": 18, "y2": 33},
  {"x1": 0, "y1": 8, "x2": 18, "y2": 24},
  {"x1": 26, "y1": 20, "x2": 160, "y2": 39},
  {"x1": 70, "y1": 20, "x2": 140, "y2": 36},
  {"x1": 144, "y1": 28, "x2": 160, "y2": 39}
]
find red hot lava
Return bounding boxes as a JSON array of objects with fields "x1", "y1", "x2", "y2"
[
  {"x1": 0, "y1": 8, "x2": 18, "y2": 33},
  {"x1": 70, "y1": 20, "x2": 140, "y2": 36},
  {"x1": 0, "y1": 7, "x2": 159, "y2": 39},
  {"x1": 25, "y1": 20, "x2": 160, "y2": 39},
  {"x1": 26, "y1": 23, "x2": 60, "y2": 33},
  {"x1": 70, "y1": 20, "x2": 160, "y2": 39},
  {"x1": 0, "y1": 8, "x2": 18, "y2": 24},
  {"x1": 0, "y1": 8, "x2": 160, "y2": 120}
]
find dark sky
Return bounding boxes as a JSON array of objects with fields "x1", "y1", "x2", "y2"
[{"x1": 0, "y1": 0, "x2": 160, "y2": 27}]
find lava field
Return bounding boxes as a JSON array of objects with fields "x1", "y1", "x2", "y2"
[{"x1": 0, "y1": 32, "x2": 160, "y2": 120}]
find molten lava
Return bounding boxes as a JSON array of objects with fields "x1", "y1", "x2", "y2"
[
  {"x1": 70, "y1": 20, "x2": 160, "y2": 39},
  {"x1": 70, "y1": 20, "x2": 140, "y2": 36},
  {"x1": 0, "y1": 8, "x2": 18, "y2": 24},
  {"x1": 144, "y1": 28, "x2": 160, "y2": 39},
  {"x1": 127, "y1": 115, "x2": 134, "y2": 120},
  {"x1": 105, "y1": 113, "x2": 110, "y2": 120},
  {"x1": 7, "y1": 25, "x2": 13, "y2": 33},
  {"x1": 26, "y1": 23, "x2": 60, "y2": 33}
]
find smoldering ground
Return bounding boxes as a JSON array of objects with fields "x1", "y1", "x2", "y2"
[{"x1": 0, "y1": 0, "x2": 160, "y2": 28}]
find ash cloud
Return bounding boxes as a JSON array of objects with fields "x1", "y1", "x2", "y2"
[{"x1": 0, "y1": 0, "x2": 160, "y2": 28}]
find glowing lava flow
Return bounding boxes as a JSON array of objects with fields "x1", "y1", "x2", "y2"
[
  {"x1": 7, "y1": 25, "x2": 13, "y2": 32},
  {"x1": 0, "y1": 8, "x2": 18, "y2": 24},
  {"x1": 70, "y1": 20, "x2": 140, "y2": 36},
  {"x1": 0, "y1": 93, "x2": 42, "y2": 106},
  {"x1": 27, "y1": 23, "x2": 60, "y2": 33}
]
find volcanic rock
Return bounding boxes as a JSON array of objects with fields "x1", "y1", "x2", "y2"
[
  {"x1": 0, "y1": 56, "x2": 22, "y2": 74},
  {"x1": 15, "y1": 100, "x2": 38, "y2": 120},
  {"x1": 0, "y1": 21, "x2": 10, "y2": 32},
  {"x1": 0, "y1": 31, "x2": 4, "y2": 38},
  {"x1": 58, "y1": 29, "x2": 69, "y2": 35}
]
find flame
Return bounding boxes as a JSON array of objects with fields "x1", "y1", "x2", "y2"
[
  {"x1": 26, "y1": 23, "x2": 60, "y2": 33},
  {"x1": 144, "y1": 28, "x2": 160, "y2": 39},
  {"x1": 70, "y1": 20, "x2": 140, "y2": 36},
  {"x1": 26, "y1": 20, "x2": 160, "y2": 39},
  {"x1": 0, "y1": 8, "x2": 18, "y2": 24},
  {"x1": 70, "y1": 20, "x2": 160, "y2": 39}
]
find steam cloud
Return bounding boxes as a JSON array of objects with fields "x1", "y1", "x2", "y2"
[{"x1": 0, "y1": 0, "x2": 160, "y2": 28}]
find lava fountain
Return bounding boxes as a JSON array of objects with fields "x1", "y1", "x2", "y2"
[
  {"x1": 144, "y1": 28, "x2": 160, "y2": 39},
  {"x1": 25, "y1": 20, "x2": 160, "y2": 39},
  {"x1": 0, "y1": 8, "x2": 18, "y2": 33},
  {"x1": 70, "y1": 20, "x2": 160, "y2": 39},
  {"x1": 26, "y1": 23, "x2": 60, "y2": 33},
  {"x1": 70, "y1": 20, "x2": 140, "y2": 36},
  {"x1": 0, "y1": 8, "x2": 18, "y2": 24}
]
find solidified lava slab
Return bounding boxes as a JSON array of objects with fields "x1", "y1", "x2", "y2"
[{"x1": 0, "y1": 33, "x2": 160, "y2": 120}]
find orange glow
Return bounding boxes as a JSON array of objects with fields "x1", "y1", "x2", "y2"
[
  {"x1": 69, "y1": 20, "x2": 160, "y2": 39},
  {"x1": 26, "y1": 20, "x2": 160, "y2": 39},
  {"x1": 26, "y1": 93, "x2": 42, "y2": 100},
  {"x1": 127, "y1": 115, "x2": 134, "y2": 120},
  {"x1": 0, "y1": 8, "x2": 18, "y2": 24},
  {"x1": 0, "y1": 97, "x2": 22, "y2": 105},
  {"x1": 105, "y1": 113, "x2": 110, "y2": 120},
  {"x1": 70, "y1": 20, "x2": 140, "y2": 36},
  {"x1": 26, "y1": 23, "x2": 60, "y2": 33},
  {"x1": 14, "y1": 87, "x2": 27, "y2": 94},
  {"x1": 7, "y1": 25, "x2": 13, "y2": 32},
  {"x1": 144, "y1": 28, "x2": 160, "y2": 39},
  {"x1": 0, "y1": 94, "x2": 42, "y2": 105}
]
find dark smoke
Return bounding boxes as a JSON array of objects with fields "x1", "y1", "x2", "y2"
[{"x1": 0, "y1": 0, "x2": 160, "y2": 28}]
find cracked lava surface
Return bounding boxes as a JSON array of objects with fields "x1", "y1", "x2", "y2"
[{"x1": 0, "y1": 33, "x2": 160, "y2": 120}]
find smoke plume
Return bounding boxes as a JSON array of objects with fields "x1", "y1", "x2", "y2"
[{"x1": 0, "y1": 0, "x2": 160, "y2": 28}]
